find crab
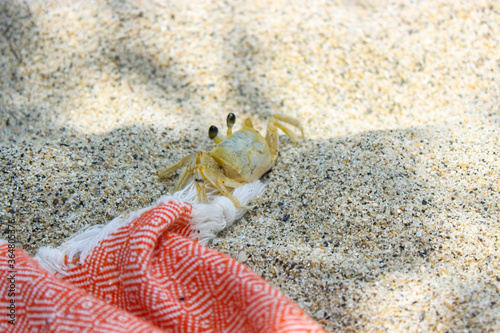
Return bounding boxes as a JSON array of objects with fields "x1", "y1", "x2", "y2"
[{"x1": 158, "y1": 113, "x2": 304, "y2": 208}]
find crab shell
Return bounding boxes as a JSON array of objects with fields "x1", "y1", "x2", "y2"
[{"x1": 210, "y1": 127, "x2": 272, "y2": 182}]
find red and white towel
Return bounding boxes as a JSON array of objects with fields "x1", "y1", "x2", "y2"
[{"x1": 1, "y1": 182, "x2": 326, "y2": 332}]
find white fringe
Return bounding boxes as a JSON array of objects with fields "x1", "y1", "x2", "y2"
[
  {"x1": 34, "y1": 180, "x2": 265, "y2": 276},
  {"x1": 190, "y1": 181, "x2": 267, "y2": 245}
]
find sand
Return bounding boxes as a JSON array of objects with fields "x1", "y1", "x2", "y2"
[{"x1": 1, "y1": 0, "x2": 499, "y2": 331}]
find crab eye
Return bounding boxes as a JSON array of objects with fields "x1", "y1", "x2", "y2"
[
  {"x1": 226, "y1": 113, "x2": 236, "y2": 135},
  {"x1": 227, "y1": 113, "x2": 236, "y2": 127},
  {"x1": 208, "y1": 125, "x2": 218, "y2": 140}
]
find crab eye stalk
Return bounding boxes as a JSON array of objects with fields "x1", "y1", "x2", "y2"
[
  {"x1": 227, "y1": 113, "x2": 236, "y2": 135},
  {"x1": 209, "y1": 125, "x2": 223, "y2": 143},
  {"x1": 209, "y1": 125, "x2": 218, "y2": 140}
]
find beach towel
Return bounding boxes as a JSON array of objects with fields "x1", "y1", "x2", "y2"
[{"x1": 0, "y1": 181, "x2": 325, "y2": 332}]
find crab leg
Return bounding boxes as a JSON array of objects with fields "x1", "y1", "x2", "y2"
[
  {"x1": 266, "y1": 114, "x2": 305, "y2": 164},
  {"x1": 189, "y1": 152, "x2": 221, "y2": 203},
  {"x1": 158, "y1": 153, "x2": 197, "y2": 180},
  {"x1": 174, "y1": 165, "x2": 194, "y2": 191},
  {"x1": 194, "y1": 165, "x2": 208, "y2": 203},
  {"x1": 159, "y1": 152, "x2": 205, "y2": 192},
  {"x1": 197, "y1": 164, "x2": 248, "y2": 209}
]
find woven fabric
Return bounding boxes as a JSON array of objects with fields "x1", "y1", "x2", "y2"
[
  {"x1": 1, "y1": 199, "x2": 325, "y2": 332},
  {"x1": 0, "y1": 243, "x2": 165, "y2": 332}
]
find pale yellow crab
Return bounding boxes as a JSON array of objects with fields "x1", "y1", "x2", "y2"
[{"x1": 158, "y1": 113, "x2": 304, "y2": 208}]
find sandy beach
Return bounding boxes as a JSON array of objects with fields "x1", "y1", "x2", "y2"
[{"x1": 1, "y1": 1, "x2": 499, "y2": 331}]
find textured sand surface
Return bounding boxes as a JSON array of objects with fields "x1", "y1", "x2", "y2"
[{"x1": 1, "y1": 1, "x2": 499, "y2": 331}]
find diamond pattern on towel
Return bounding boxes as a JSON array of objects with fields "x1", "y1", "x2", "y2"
[{"x1": 1, "y1": 200, "x2": 325, "y2": 332}]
